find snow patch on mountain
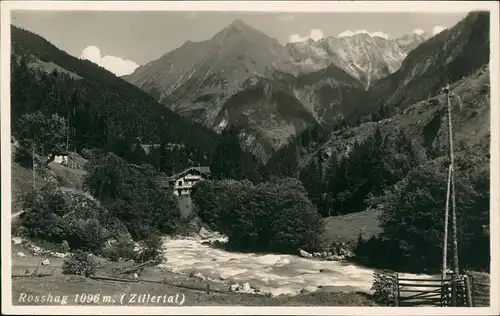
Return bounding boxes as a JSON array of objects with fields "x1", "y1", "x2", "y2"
[{"x1": 338, "y1": 29, "x2": 390, "y2": 39}]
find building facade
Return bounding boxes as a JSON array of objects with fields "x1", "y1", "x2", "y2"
[{"x1": 165, "y1": 166, "x2": 211, "y2": 196}]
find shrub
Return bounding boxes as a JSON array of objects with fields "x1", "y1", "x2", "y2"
[
  {"x1": 19, "y1": 183, "x2": 127, "y2": 254},
  {"x1": 193, "y1": 178, "x2": 324, "y2": 254},
  {"x1": 104, "y1": 239, "x2": 136, "y2": 262},
  {"x1": 84, "y1": 153, "x2": 182, "y2": 240},
  {"x1": 59, "y1": 240, "x2": 71, "y2": 253},
  {"x1": 62, "y1": 250, "x2": 97, "y2": 277},
  {"x1": 135, "y1": 233, "x2": 165, "y2": 264},
  {"x1": 372, "y1": 153, "x2": 489, "y2": 273},
  {"x1": 371, "y1": 269, "x2": 397, "y2": 305}
]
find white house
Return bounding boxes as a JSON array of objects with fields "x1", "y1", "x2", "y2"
[{"x1": 165, "y1": 166, "x2": 211, "y2": 196}]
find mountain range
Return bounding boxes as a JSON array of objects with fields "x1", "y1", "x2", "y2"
[
  {"x1": 10, "y1": 11, "x2": 490, "y2": 167},
  {"x1": 123, "y1": 12, "x2": 489, "y2": 161},
  {"x1": 286, "y1": 31, "x2": 429, "y2": 89}
]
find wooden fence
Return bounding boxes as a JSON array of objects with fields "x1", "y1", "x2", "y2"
[
  {"x1": 470, "y1": 278, "x2": 490, "y2": 307},
  {"x1": 394, "y1": 274, "x2": 473, "y2": 307}
]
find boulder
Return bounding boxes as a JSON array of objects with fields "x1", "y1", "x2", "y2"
[
  {"x1": 52, "y1": 252, "x2": 67, "y2": 258},
  {"x1": 132, "y1": 273, "x2": 139, "y2": 279},
  {"x1": 230, "y1": 284, "x2": 240, "y2": 292},
  {"x1": 193, "y1": 272, "x2": 206, "y2": 280},
  {"x1": 300, "y1": 286, "x2": 318, "y2": 294},
  {"x1": 41, "y1": 259, "x2": 51, "y2": 266},
  {"x1": 199, "y1": 227, "x2": 214, "y2": 239},
  {"x1": 17, "y1": 252, "x2": 27, "y2": 258},
  {"x1": 240, "y1": 282, "x2": 251, "y2": 292},
  {"x1": 12, "y1": 237, "x2": 23, "y2": 245},
  {"x1": 32, "y1": 246, "x2": 42, "y2": 255},
  {"x1": 156, "y1": 263, "x2": 169, "y2": 271},
  {"x1": 345, "y1": 251, "x2": 355, "y2": 258},
  {"x1": 299, "y1": 249, "x2": 312, "y2": 258}
]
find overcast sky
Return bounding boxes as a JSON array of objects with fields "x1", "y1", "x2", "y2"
[{"x1": 11, "y1": 10, "x2": 468, "y2": 76}]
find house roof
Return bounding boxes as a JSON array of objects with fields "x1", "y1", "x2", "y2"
[{"x1": 169, "y1": 166, "x2": 211, "y2": 180}]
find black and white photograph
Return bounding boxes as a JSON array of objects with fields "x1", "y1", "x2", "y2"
[{"x1": 1, "y1": 1, "x2": 498, "y2": 314}]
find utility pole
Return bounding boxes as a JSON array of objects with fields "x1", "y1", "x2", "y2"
[
  {"x1": 66, "y1": 109, "x2": 70, "y2": 152},
  {"x1": 444, "y1": 84, "x2": 460, "y2": 306},
  {"x1": 32, "y1": 140, "x2": 36, "y2": 191},
  {"x1": 442, "y1": 164, "x2": 451, "y2": 280}
]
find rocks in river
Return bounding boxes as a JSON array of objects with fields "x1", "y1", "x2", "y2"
[
  {"x1": 32, "y1": 246, "x2": 42, "y2": 256},
  {"x1": 300, "y1": 286, "x2": 318, "y2": 294},
  {"x1": 156, "y1": 263, "x2": 170, "y2": 271},
  {"x1": 240, "y1": 282, "x2": 251, "y2": 292},
  {"x1": 228, "y1": 282, "x2": 257, "y2": 294},
  {"x1": 299, "y1": 249, "x2": 313, "y2": 258},
  {"x1": 193, "y1": 272, "x2": 206, "y2": 280},
  {"x1": 201, "y1": 239, "x2": 225, "y2": 248},
  {"x1": 326, "y1": 255, "x2": 345, "y2": 261},
  {"x1": 50, "y1": 251, "x2": 68, "y2": 258},
  {"x1": 230, "y1": 284, "x2": 240, "y2": 292},
  {"x1": 199, "y1": 227, "x2": 214, "y2": 239}
]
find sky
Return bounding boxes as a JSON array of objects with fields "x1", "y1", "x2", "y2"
[{"x1": 11, "y1": 10, "x2": 468, "y2": 76}]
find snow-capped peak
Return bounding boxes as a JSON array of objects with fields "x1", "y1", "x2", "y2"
[{"x1": 337, "y1": 29, "x2": 389, "y2": 40}]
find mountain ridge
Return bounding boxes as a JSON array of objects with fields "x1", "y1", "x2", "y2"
[{"x1": 123, "y1": 12, "x2": 489, "y2": 162}]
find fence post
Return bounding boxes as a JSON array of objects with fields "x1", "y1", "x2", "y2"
[
  {"x1": 464, "y1": 275, "x2": 473, "y2": 307},
  {"x1": 451, "y1": 272, "x2": 458, "y2": 306},
  {"x1": 393, "y1": 272, "x2": 399, "y2": 307},
  {"x1": 440, "y1": 277, "x2": 445, "y2": 307}
]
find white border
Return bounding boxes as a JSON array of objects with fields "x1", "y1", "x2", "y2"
[{"x1": 1, "y1": 1, "x2": 499, "y2": 315}]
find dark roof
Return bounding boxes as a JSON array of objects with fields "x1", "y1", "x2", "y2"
[
  {"x1": 53, "y1": 150, "x2": 70, "y2": 156},
  {"x1": 169, "y1": 166, "x2": 211, "y2": 179}
]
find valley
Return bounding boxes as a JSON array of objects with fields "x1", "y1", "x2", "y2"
[{"x1": 8, "y1": 9, "x2": 491, "y2": 307}]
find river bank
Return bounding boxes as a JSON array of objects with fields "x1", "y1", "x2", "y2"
[{"x1": 10, "y1": 239, "x2": 377, "y2": 306}]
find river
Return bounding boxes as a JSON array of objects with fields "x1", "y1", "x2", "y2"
[{"x1": 162, "y1": 235, "x2": 434, "y2": 297}]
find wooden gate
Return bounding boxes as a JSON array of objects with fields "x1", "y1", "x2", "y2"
[
  {"x1": 470, "y1": 277, "x2": 490, "y2": 307},
  {"x1": 394, "y1": 274, "x2": 470, "y2": 307}
]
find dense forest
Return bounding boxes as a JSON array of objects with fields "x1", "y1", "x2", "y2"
[{"x1": 10, "y1": 26, "x2": 266, "y2": 179}]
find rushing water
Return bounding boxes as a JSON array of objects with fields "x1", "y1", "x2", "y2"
[
  {"x1": 163, "y1": 235, "x2": 439, "y2": 297},
  {"x1": 163, "y1": 235, "x2": 406, "y2": 296}
]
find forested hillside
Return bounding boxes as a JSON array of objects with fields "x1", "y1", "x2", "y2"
[{"x1": 11, "y1": 26, "x2": 265, "y2": 179}]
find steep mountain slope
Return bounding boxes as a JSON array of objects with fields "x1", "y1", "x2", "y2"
[
  {"x1": 123, "y1": 21, "x2": 318, "y2": 160},
  {"x1": 124, "y1": 20, "x2": 372, "y2": 160},
  {"x1": 366, "y1": 11, "x2": 490, "y2": 118},
  {"x1": 10, "y1": 25, "x2": 216, "y2": 167},
  {"x1": 124, "y1": 20, "x2": 298, "y2": 122},
  {"x1": 284, "y1": 63, "x2": 489, "y2": 220},
  {"x1": 306, "y1": 63, "x2": 490, "y2": 169},
  {"x1": 287, "y1": 32, "x2": 429, "y2": 89},
  {"x1": 278, "y1": 65, "x2": 371, "y2": 129}
]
